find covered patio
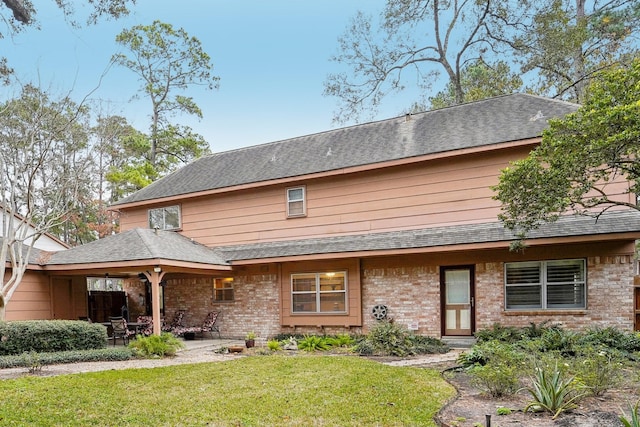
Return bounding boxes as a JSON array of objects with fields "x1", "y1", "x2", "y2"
[{"x1": 42, "y1": 228, "x2": 232, "y2": 335}]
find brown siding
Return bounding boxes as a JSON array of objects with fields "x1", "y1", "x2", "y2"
[
  {"x1": 6, "y1": 271, "x2": 52, "y2": 320},
  {"x1": 117, "y1": 147, "x2": 513, "y2": 244},
  {"x1": 119, "y1": 145, "x2": 635, "y2": 247}
]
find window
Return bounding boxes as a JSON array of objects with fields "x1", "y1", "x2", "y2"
[
  {"x1": 213, "y1": 278, "x2": 234, "y2": 302},
  {"x1": 149, "y1": 205, "x2": 181, "y2": 230},
  {"x1": 286, "y1": 186, "x2": 306, "y2": 217},
  {"x1": 87, "y1": 276, "x2": 124, "y2": 291},
  {"x1": 505, "y1": 259, "x2": 586, "y2": 310},
  {"x1": 292, "y1": 271, "x2": 346, "y2": 313}
]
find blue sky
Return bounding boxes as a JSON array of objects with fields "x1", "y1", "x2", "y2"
[{"x1": 3, "y1": 0, "x2": 420, "y2": 153}]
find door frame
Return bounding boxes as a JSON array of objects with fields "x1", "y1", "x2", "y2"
[{"x1": 440, "y1": 265, "x2": 476, "y2": 336}]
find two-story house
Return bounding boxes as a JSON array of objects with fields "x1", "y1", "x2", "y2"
[{"x1": 11, "y1": 94, "x2": 640, "y2": 339}]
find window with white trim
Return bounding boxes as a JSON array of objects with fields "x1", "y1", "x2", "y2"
[
  {"x1": 148, "y1": 205, "x2": 181, "y2": 230},
  {"x1": 292, "y1": 271, "x2": 346, "y2": 313},
  {"x1": 286, "y1": 186, "x2": 306, "y2": 217},
  {"x1": 505, "y1": 259, "x2": 586, "y2": 310},
  {"x1": 213, "y1": 278, "x2": 234, "y2": 302}
]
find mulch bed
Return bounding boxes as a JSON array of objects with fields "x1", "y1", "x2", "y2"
[{"x1": 434, "y1": 363, "x2": 640, "y2": 427}]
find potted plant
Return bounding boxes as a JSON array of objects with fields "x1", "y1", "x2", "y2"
[{"x1": 245, "y1": 331, "x2": 256, "y2": 348}]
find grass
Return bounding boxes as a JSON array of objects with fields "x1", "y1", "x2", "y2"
[{"x1": 0, "y1": 355, "x2": 454, "y2": 426}]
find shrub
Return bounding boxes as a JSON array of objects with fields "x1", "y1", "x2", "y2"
[
  {"x1": 325, "y1": 333, "x2": 355, "y2": 348},
  {"x1": 298, "y1": 335, "x2": 330, "y2": 352},
  {"x1": 469, "y1": 362, "x2": 520, "y2": 398},
  {"x1": 0, "y1": 320, "x2": 107, "y2": 355},
  {"x1": 410, "y1": 335, "x2": 449, "y2": 354},
  {"x1": 354, "y1": 320, "x2": 448, "y2": 357},
  {"x1": 572, "y1": 347, "x2": 623, "y2": 396},
  {"x1": 0, "y1": 347, "x2": 134, "y2": 368},
  {"x1": 129, "y1": 333, "x2": 184, "y2": 358},
  {"x1": 357, "y1": 320, "x2": 415, "y2": 357},
  {"x1": 21, "y1": 350, "x2": 42, "y2": 373},
  {"x1": 474, "y1": 323, "x2": 523, "y2": 343},
  {"x1": 458, "y1": 340, "x2": 524, "y2": 368},
  {"x1": 465, "y1": 341, "x2": 523, "y2": 397},
  {"x1": 536, "y1": 328, "x2": 578, "y2": 356},
  {"x1": 579, "y1": 327, "x2": 640, "y2": 356},
  {"x1": 267, "y1": 340, "x2": 281, "y2": 351}
]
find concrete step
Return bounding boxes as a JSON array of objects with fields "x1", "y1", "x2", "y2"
[{"x1": 441, "y1": 336, "x2": 477, "y2": 348}]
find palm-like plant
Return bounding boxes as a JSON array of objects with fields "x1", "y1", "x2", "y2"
[
  {"x1": 524, "y1": 363, "x2": 586, "y2": 419},
  {"x1": 620, "y1": 400, "x2": 640, "y2": 427}
]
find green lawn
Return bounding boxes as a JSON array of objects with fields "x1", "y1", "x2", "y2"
[{"x1": 0, "y1": 355, "x2": 454, "y2": 426}]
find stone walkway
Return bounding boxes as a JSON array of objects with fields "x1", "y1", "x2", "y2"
[{"x1": 0, "y1": 339, "x2": 466, "y2": 380}]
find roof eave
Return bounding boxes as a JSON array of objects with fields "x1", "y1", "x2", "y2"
[{"x1": 225, "y1": 231, "x2": 640, "y2": 265}]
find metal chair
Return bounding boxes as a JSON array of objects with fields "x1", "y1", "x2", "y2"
[
  {"x1": 162, "y1": 309, "x2": 186, "y2": 333},
  {"x1": 109, "y1": 316, "x2": 134, "y2": 346}
]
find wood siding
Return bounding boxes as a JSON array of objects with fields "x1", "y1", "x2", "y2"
[
  {"x1": 118, "y1": 144, "x2": 633, "y2": 248},
  {"x1": 6, "y1": 271, "x2": 52, "y2": 320}
]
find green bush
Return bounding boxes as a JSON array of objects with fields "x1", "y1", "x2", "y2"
[
  {"x1": 0, "y1": 320, "x2": 107, "y2": 355},
  {"x1": 266, "y1": 339, "x2": 282, "y2": 351},
  {"x1": 578, "y1": 327, "x2": 640, "y2": 356},
  {"x1": 298, "y1": 335, "x2": 330, "y2": 352},
  {"x1": 464, "y1": 341, "x2": 524, "y2": 397},
  {"x1": 458, "y1": 340, "x2": 524, "y2": 368},
  {"x1": 469, "y1": 362, "x2": 520, "y2": 397},
  {"x1": 0, "y1": 347, "x2": 134, "y2": 368},
  {"x1": 534, "y1": 328, "x2": 578, "y2": 356},
  {"x1": 354, "y1": 320, "x2": 448, "y2": 357},
  {"x1": 129, "y1": 333, "x2": 184, "y2": 358},
  {"x1": 474, "y1": 323, "x2": 524, "y2": 343},
  {"x1": 410, "y1": 334, "x2": 450, "y2": 354},
  {"x1": 357, "y1": 320, "x2": 415, "y2": 357},
  {"x1": 572, "y1": 347, "x2": 623, "y2": 396}
]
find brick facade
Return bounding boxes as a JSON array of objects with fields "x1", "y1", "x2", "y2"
[{"x1": 141, "y1": 254, "x2": 637, "y2": 339}]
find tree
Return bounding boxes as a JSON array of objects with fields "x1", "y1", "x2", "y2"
[
  {"x1": 324, "y1": 0, "x2": 501, "y2": 123},
  {"x1": 0, "y1": 85, "x2": 93, "y2": 319},
  {"x1": 493, "y1": 60, "x2": 640, "y2": 249},
  {"x1": 112, "y1": 20, "x2": 218, "y2": 167},
  {"x1": 427, "y1": 60, "x2": 523, "y2": 109},
  {"x1": 0, "y1": 0, "x2": 136, "y2": 80},
  {"x1": 490, "y1": 0, "x2": 640, "y2": 103}
]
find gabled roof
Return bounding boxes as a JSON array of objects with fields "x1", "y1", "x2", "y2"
[
  {"x1": 217, "y1": 210, "x2": 640, "y2": 261},
  {"x1": 113, "y1": 94, "x2": 578, "y2": 206},
  {"x1": 45, "y1": 228, "x2": 228, "y2": 267}
]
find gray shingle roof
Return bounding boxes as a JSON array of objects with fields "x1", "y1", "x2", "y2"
[
  {"x1": 113, "y1": 94, "x2": 578, "y2": 205},
  {"x1": 45, "y1": 228, "x2": 228, "y2": 266},
  {"x1": 217, "y1": 211, "x2": 640, "y2": 261}
]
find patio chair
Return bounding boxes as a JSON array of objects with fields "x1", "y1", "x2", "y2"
[
  {"x1": 109, "y1": 316, "x2": 134, "y2": 346},
  {"x1": 174, "y1": 311, "x2": 221, "y2": 339},
  {"x1": 162, "y1": 309, "x2": 186, "y2": 333},
  {"x1": 135, "y1": 315, "x2": 153, "y2": 336},
  {"x1": 199, "y1": 311, "x2": 222, "y2": 339}
]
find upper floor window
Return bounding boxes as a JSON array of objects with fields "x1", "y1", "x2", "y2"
[
  {"x1": 291, "y1": 271, "x2": 346, "y2": 313},
  {"x1": 505, "y1": 259, "x2": 586, "y2": 310},
  {"x1": 149, "y1": 205, "x2": 181, "y2": 230},
  {"x1": 213, "y1": 277, "x2": 234, "y2": 302},
  {"x1": 286, "y1": 186, "x2": 306, "y2": 217}
]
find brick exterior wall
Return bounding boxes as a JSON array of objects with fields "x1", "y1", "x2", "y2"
[
  {"x1": 475, "y1": 256, "x2": 635, "y2": 331},
  {"x1": 132, "y1": 254, "x2": 637, "y2": 340},
  {"x1": 155, "y1": 273, "x2": 280, "y2": 341},
  {"x1": 361, "y1": 265, "x2": 441, "y2": 336}
]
